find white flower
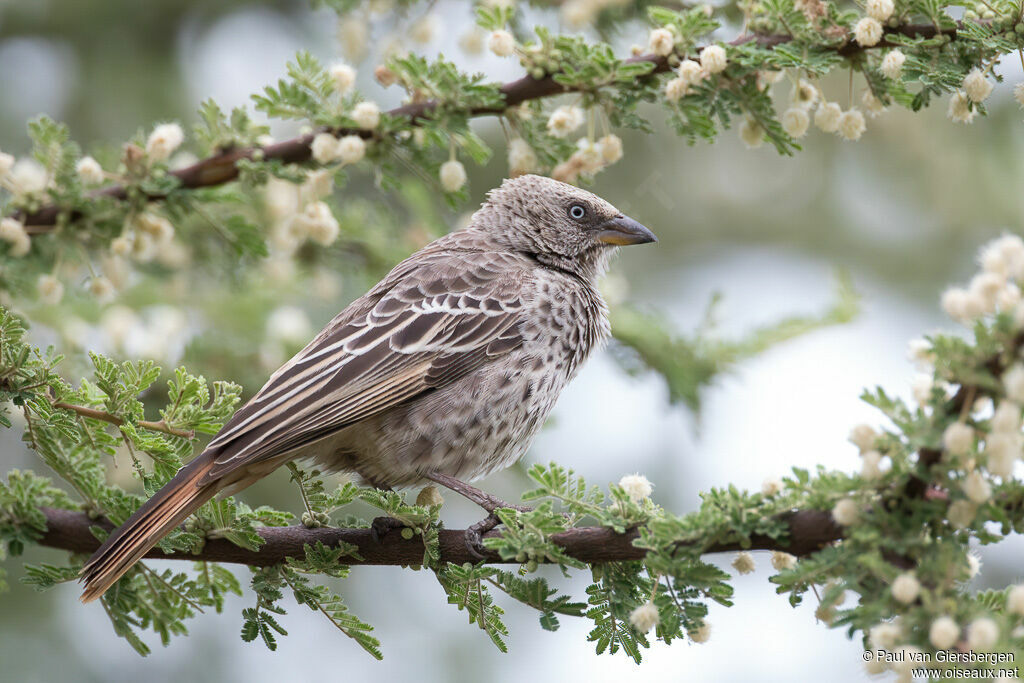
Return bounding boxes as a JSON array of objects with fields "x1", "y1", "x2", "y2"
[
  {"x1": 948, "y1": 91, "x2": 975, "y2": 124},
  {"x1": 782, "y1": 108, "x2": 810, "y2": 138},
  {"x1": 439, "y1": 160, "x2": 467, "y2": 192},
  {"x1": 967, "y1": 617, "x2": 999, "y2": 650},
  {"x1": 677, "y1": 59, "x2": 704, "y2": 86},
  {"x1": 964, "y1": 69, "x2": 994, "y2": 103},
  {"x1": 739, "y1": 117, "x2": 764, "y2": 149},
  {"x1": 837, "y1": 109, "x2": 866, "y2": 141},
  {"x1": 8, "y1": 158, "x2": 47, "y2": 195},
  {"x1": 948, "y1": 499, "x2": 977, "y2": 529},
  {"x1": 1008, "y1": 585, "x2": 1024, "y2": 616},
  {"x1": 930, "y1": 616, "x2": 960, "y2": 649},
  {"x1": 574, "y1": 138, "x2": 604, "y2": 175},
  {"x1": 881, "y1": 49, "x2": 906, "y2": 79},
  {"x1": 0, "y1": 217, "x2": 30, "y2": 257},
  {"x1": 330, "y1": 63, "x2": 356, "y2": 95},
  {"x1": 991, "y1": 401, "x2": 1020, "y2": 433},
  {"x1": 664, "y1": 77, "x2": 689, "y2": 101},
  {"x1": 648, "y1": 27, "x2": 675, "y2": 57},
  {"x1": 793, "y1": 79, "x2": 818, "y2": 109},
  {"x1": 943, "y1": 422, "x2": 974, "y2": 456},
  {"x1": 998, "y1": 284, "x2": 1021, "y2": 312},
  {"x1": 861, "y1": 90, "x2": 885, "y2": 117},
  {"x1": 619, "y1": 473, "x2": 653, "y2": 502},
  {"x1": 964, "y1": 471, "x2": 992, "y2": 504},
  {"x1": 352, "y1": 101, "x2": 380, "y2": 130},
  {"x1": 849, "y1": 423, "x2": 878, "y2": 452},
  {"x1": 863, "y1": 651, "x2": 886, "y2": 675},
  {"x1": 986, "y1": 432, "x2": 1020, "y2": 478},
  {"x1": 337, "y1": 16, "x2": 368, "y2": 61},
  {"x1": 628, "y1": 602, "x2": 659, "y2": 633},
  {"x1": 459, "y1": 28, "x2": 485, "y2": 55},
  {"x1": 969, "y1": 271, "x2": 1005, "y2": 313},
  {"x1": 37, "y1": 274, "x2": 64, "y2": 305},
  {"x1": 700, "y1": 45, "x2": 727, "y2": 74},
  {"x1": 146, "y1": 122, "x2": 184, "y2": 162},
  {"x1": 732, "y1": 551, "x2": 756, "y2": 575},
  {"x1": 338, "y1": 135, "x2": 366, "y2": 164},
  {"x1": 1005, "y1": 364, "x2": 1024, "y2": 403},
  {"x1": 88, "y1": 275, "x2": 115, "y2": 303},
  {"x1": 907, "y1": 338, "x2": 934, "y2": 368},
  {"x1": 912, "y1": 373, "x2": 935, "y2": 405},
  {"x1": 832, "y1": 498, "x2": 859, "y2": 526},
  {"x1": 75, "y1": 156, "x2": 104, "y2": 185},
  {"x1": 111, "y1": 234, "x2": 133, "y2": 258},
  {"x1": 547, "y1": 106, "x2": 584, "y2": 137},
  {"x1": 941, "y1": 286, "x2": 981, "y2": 322},
  {"x1": 311, "y1": 133, "x2": 341, "y2": 164},
  {"x1": 488, "y1": 30, "x2": 515, "y2": 57},
  {"x1": 761, "y1": 477, "x2": 783, "y2": 496},
  {"x1": 867, "y1": 0, "x2": 894, "y2": 21},
  {"x1": 770, "y1": 551, "x2": 796, "y2": 571},
  {"x1": 869, "y1": 622, "x2": 902, "y2": 650},
  {"x1": 290, "y1": 201, "x2": 340, "y2": 246},
  {"x1": 598, "y1": 134, "x2": 623, "y2": 164},
  {"x1": 409, "y1": 15, "x2": 437, "y2": 44},
  {"x1": 854, "y1": 17, "x2": 883, "y2": 47},
  {"x1": 891, "y1": 572, "x2": 921, "y2": 604},
  {"x1": 508, "y1": 138, "x2": 537, "y2": 176},
  {"x1": 266, "y1": 306, "x2": 312, "y2": 346},
  {"x1": 861, "y1": 450, "x2": 884, "y2": 480},
  {"x1": 688, "y1": 622, "x2": 711, "y2": 643},
  {"x1": 814, "y1": 102, "x2": 842, "y2": 132}
]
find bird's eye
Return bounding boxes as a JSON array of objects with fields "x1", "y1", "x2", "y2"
[{"x1": 568, "y1": 204, "x2": 586, "y2": 220}]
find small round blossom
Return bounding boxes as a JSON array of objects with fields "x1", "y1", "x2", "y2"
[
  {"x1": 374, "y1": 65, "x2": 397, "y2": 87},
  {"x1": 352, "y1": 101, "x2": 380, "y2": 130},
  {"x1": 488, "y1": 30, "x2": 515, "y2": 57},
  {"x1": 547, "y1": 106, "x2": 584, "y2": 137},
  {"x1": 941, "y1": 286, "x2": 980, "y2": 322},
  {"x1": 967, "y1": 617, "x2": 999, "y2": 650},
  {"x1": 854, "y1": 17, "x2": 883, "y2": 47},
  {"x1": 619, "y1": 473, "x2": 653, "y2": 502},
  {"x1": 849, "y1": 423, "x2": 879, "y2": 452},
  {"x1": 985, "y1": 433, "x2": 1020, "y2": 478},
  {"x1": 459, "y1": 28, "x2": 485, "y2": 55},
  {"x1": 1007, "y1": 585, "x2": 1024, "y2": 616},
  {"x1": 881, "y1": 49, "x2": 906, "y2": 79},
  {"x1": 732, "y1": 551, "x2": 756, "y2": 575},
  {"x1": 907, "y1": 338, "x2": 934, "y2": 368},
  {"x1": 677, "y1": 59, "x2": 704, "y2": 86},
  {"x1": 930, "y1": 616, "x2": 960, "y2": 649},
  {"x1": 598, "y1": 134, "x2": 623, "y2": 164},
  {"x1": 837, "y1": 109, "x2": 866, "y2": 141},
  {"x1": 8, "y1": 159, "x2": 46, "y2": 195},
  {"x1": 912, "y1": 374, "x2": 935, "y2": 405},
  {"x1": 814, "y1": 101, "x2": 842, "y2": 133},
  {"x1": 998, "y1": 283, "x2": 1022, "y2": 312},
  {"x1": 337, "y1": 16, "x2": 368, "y2": 61},
  {"x1": 1005, "y1": 364, "x2": 1024, "y2": 403},
  {"x1": 76, "y1": 156, "x2": 104, "y2": 185},
  {"x1": 863, "y1": 651, "x2": 886, "y2": 675},
  {"x1": 409, "y1": 15, "x2": 437, "y2": 44},
  {"x1": 782, "y1": 108, "x2": 810, "y2": 139},
  {"x1": 770, "y1": 551, "x2": 796, "y2": 571},
  {"x1": 573, "y1": 138, "x2": 604, "y2": 175},
  {"x1": 948, "y1": 499, "x2": 977, "y2": 529},
  {"x1": 439, "y1": 160, "x2": 467, "y2": 193},
  {"x1": 295, "y1": 202, "x2": 340, "y2": 246},
  {"x1": 700, "y1": 45, "x2": 728, "y2": 74},
  {"x1": 88, "y1": 276, "x2": 115, "y2": 303},
  {"x1": 969, "y1": 271, "x2": 1004, "y2": 313},
  {"x1": 991, "y1": 401, "x2": 1020, "y2": 433},
  {"x1": 832, "y1": 498, "x2": 859, "y2": 526},
  {"x1": 337, "y1": 135, "x2": 366, "y2": 164},
  {"x1": 37, "y1": 274, "x2": 64, "y2": 305},
  {"x1": 628, "y1": 602, "x2": 660, "y2": 633},
  {"x1": 963, "y1": 471, "x2": 992, "y2": 504},
  {"x1": 761, "y1": 477, "x2": 783, "y2": 496},
  {"x1": 146, "y1": 122, "x2": 184, "y2": 162},
  {"x1": 0, "y1": 217, "x2": 30, "y2": 257},
  {"x1": 869, "y1": 622, "x2": 902, "y2": 650},
  {"x1": 111, "y1": 234, "x2": 133, "y2": 258},
  {"x1": 968, "y1": 551, "x2": 982, "y2": 578},
  {"x1": 948, "y1": 91, "x2": 975, "y2": 124},
  {"x1": 664, "y1": 77, "x2": 689, "y2": 101},
  {"x1": 508, "y1": 138, "x2": 537, "y2": 176},
  {"x1": 311, "y1": 133, "x2": 341, "y2": 164},
  {"x1": 861, "y1": 449, "x2": 883, "y2": 480},
  {"x1": 739, "y1": 118, "x2": 764, "y2": 149},
  {"x1": 648, "y1": 27, "x2": 675, "y2": 57},
  {"x1": 688, "y1": 623, "x2": 711, "y2": 643},
  {"x1": 861, "y1": 90, "x2": 885, "y2": 117},
  {"x1": 963, "y1": 69, "x2": 994, "y2": 103},
  {"x1": 866, "y1": 0, "x2": 894, "y2": 21},
  {"x1": 943, "y1": 421, "x2": 974, "y2": 456},
  {"x1": 330, "y1": 63, "x2": 356, "y2": 95},
  {"x1": 892, "y1": 572, "x2": 921, "y2": 604}
]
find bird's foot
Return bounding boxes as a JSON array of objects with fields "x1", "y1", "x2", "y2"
[
  {"x1": 370, "y1": 516, "x2": 407, "y2": 543},
  {"x1": 463, "y1": 503, "x2": 534, "y2": 559}
]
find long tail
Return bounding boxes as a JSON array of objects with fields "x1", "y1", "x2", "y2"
[{"x1": 79, "y1": 455, "x2": 219, "y2": 603}]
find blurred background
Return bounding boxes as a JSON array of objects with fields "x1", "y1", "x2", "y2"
[{"x1": 2, "y1": 1, "x2": 1024, "y2": 681}]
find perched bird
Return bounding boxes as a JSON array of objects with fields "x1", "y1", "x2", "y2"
[{"x1": 80, "y1": 174, "x2": 656, "y2": 602}]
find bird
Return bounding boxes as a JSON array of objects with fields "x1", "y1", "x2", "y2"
[{"x1": 79, "y1": 173, "x2": 656, "y2": 602}]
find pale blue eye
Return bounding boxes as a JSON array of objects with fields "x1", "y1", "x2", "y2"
[{"x1": 569, "y1": 204, "x2": 586, "y2": 220}]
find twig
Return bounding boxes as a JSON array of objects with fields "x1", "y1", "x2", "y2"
[{"x1": 52, "y1": 401, "x2": 194, "y2": 439}]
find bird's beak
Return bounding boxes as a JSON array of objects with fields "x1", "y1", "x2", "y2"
[{"x1": 595, "y1": 215, "x2": 658, "y2": 246}]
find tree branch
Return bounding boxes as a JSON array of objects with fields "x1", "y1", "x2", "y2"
[
  {"x1": 35, "y1": 506, "x2": 842, "y2": 567},
  {"x1": 19, "y1": 23, "x2": 964, "y2": 231},
  {"x1": 52, "y1": 401, "x2": 194, "y2": 439}
]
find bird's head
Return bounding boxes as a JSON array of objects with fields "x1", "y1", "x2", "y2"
[{"x1": 469, "y1": 174, "x2": 656, "y2": 279}]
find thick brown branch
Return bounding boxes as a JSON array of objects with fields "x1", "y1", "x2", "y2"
[
  {"x1": 20, "y1": 23, "x2": 964, "y2": 230},
  {"x1": 35, "y1": 506, "x2": 842, "y2": 567},
  {"x1": 52, "y1": 401, "x2": 194, "y2": 439}
]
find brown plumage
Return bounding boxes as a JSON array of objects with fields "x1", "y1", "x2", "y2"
[{"x1": 79, "y1": 174, "x2": 656, "y2": 602}]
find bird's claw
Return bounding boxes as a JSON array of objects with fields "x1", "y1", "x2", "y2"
[
  {"x1": 370, "y1": 516, "x2": 407, "y2": 544},
  {"x1": 464, "y1": 512, "x2": 500, "y2": 560}
]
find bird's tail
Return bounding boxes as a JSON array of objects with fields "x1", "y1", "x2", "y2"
[{"x1": 79, "y1": 455, "x2": 219, "y2": 603}]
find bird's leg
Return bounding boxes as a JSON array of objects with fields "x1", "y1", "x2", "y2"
[{"x1": 423, "y1": 471, "x2": 532, "y2": 559}]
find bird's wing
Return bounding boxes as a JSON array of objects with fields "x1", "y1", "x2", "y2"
[{"x1": 201, "y1": 251, "x2": 529, "y2": 481}]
